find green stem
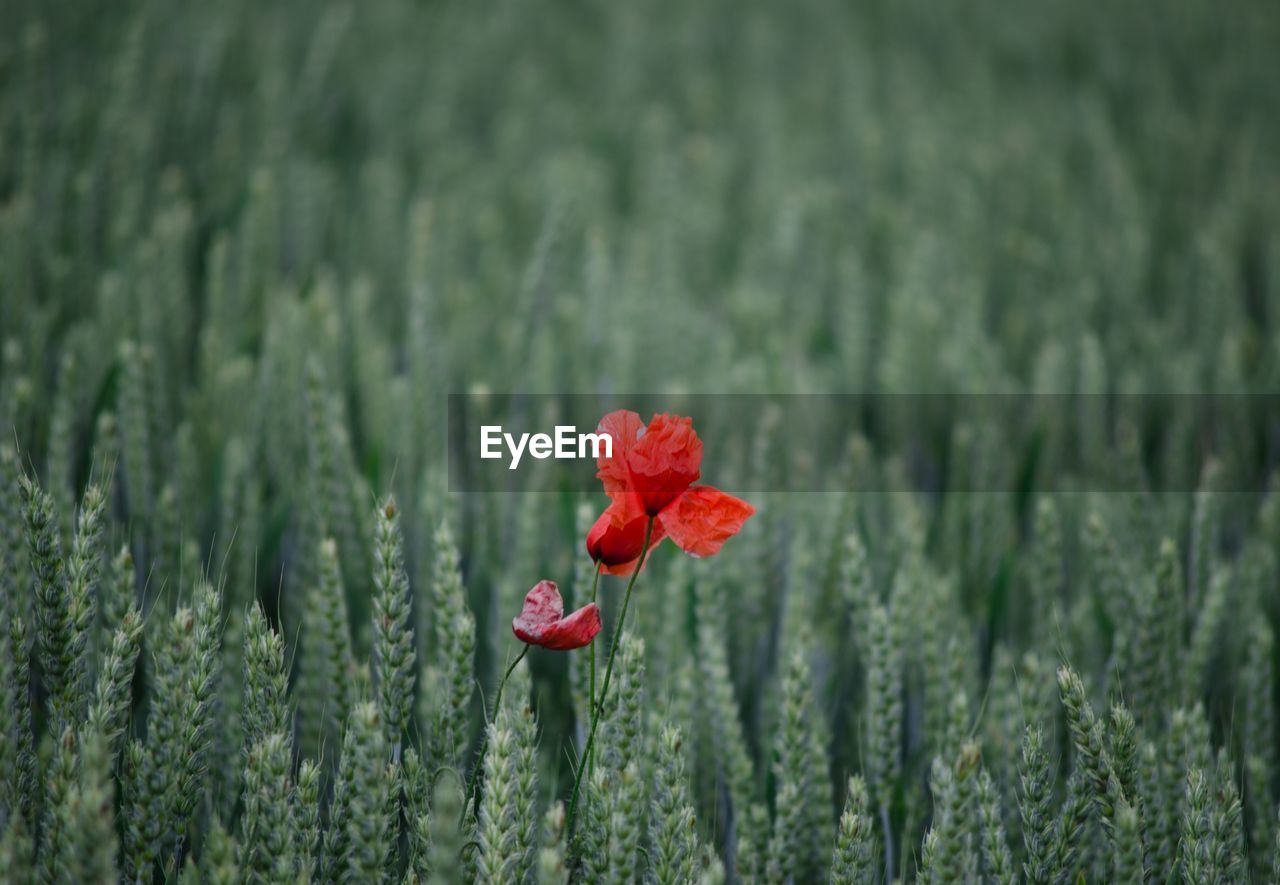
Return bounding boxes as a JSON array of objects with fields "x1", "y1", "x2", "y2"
[
  {"x1": 566, "y1": 516, "x2": 654, "y2": 837},
  {"x1": 468, "y1": 643, "x2": 529, "y2": 818},
  {"x1": 490, "y1": 644, "x2": 529, "y2": 720},
  {"x1": 587, "y1": 563, "x2": 601, "y2": 778}
]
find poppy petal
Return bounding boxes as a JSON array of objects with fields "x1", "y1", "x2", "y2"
[
  {"x1": 658, "y1": 485, "x2": 755, "y2": 557},
  {"x1": 512, "y1": 579, "x2": 563, "y2": 631},
  {"x1": 512, "y1": 580, "x2": 602, "y2": 650},
  {"x1": 595, "y1": 410, "x2": 646, "y2": 498},
  {"x1": 586, "y1": 492, "x2": 652, "y2": 563},
  {"x1": 529, "y1": 603, "x2": 602, "y2": 650},
  {"x1": 587, "y1": 493, "x2": 668, "y2": 576},
  {"x1": 627, "y1": 413, "x2": 703, "y2": 515}
]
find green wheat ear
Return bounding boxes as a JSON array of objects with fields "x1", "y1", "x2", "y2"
[
  {"x1": 1112, "y1": 795, "x2": 1145, "y2": 884},
  {"x1": 575, "y1": 766, "x2": 614, "y2": 883},
  {"x1": 1, "y1": 808, "x2": 37, "y2": 883},
  {"x1": 242, "y1": 601, "x2": 289, "y2": 756},
  {"x1": 299, "y1": 536, "x2": 355, "y2": 764},
  {"x1": 475, "y1": 655, "x2": 537, "y2": 882},
  {"x1": 21, "y1": 474, "x2": 71, "y2": 722},
  {"x1": 537, "y1": 801, "x2": 571, "y2": 885},
  {"x1": 1058, "y1": 664, "x2": 1124, "y2": 827},
  {"x1": 830, "y1": 775, "x2": 876, "y2": 885},
  {"x1": 100, "y1": 544, "x2": 138, "y2": 642},
  {"x1": 476, "y1": 715, "x2": 519, "y2": 882},
  {"x1": 335, "y1": 702, "x2": 392, "y2": 882},
  {"x1": 125, "y1": 579, "x2": 223, "y2": 877},
  {"x1": 650, "y1": 725, "x2": 699, "y2": 884},
  {"x1": 693, "y1": 573, "x2": 755, "y2": 873},
  {"x1": 767, "y1": 648, "x2": 829, "y2": 883},
  {"x1": 86, "y1": 605, "x2": 143, "y2": 760},
  {"x1": 372, "y1": 494, "x2": 415, "y2": 758},
  {"x1": 403, "y1": 748, "x2": 432, "y2": 880},
  {"x1": 505, "y1": 660, "x2": 539, "y2": 882},
  {"x1": 427, "y1": 768, "x2": 468, "y2": 885},
  {"x1": 925, "y1": 743, "x2": 981, "y2": 884},
  {"x1": 429, "y1": 519, "x2": 475, "y2": 773},
  {"x1": 864, "y1": 602, "x2": 901, "y2": 875},
  {"x1": 200, "y1": 816, "x2": 241, "y2": 884},
  {"x1": 606, "y1": 762, "x2": 645, "y2": 885},
  {"x1": 977, "y1": 769, "x2": 1016, "y2": 885},
  {"x1": 6, "y1": 615, "x2": 38, "y2": 832},
  {"x1": 62, "y1": 482, "x2": 108, "y2": 722},
  {"x1": 1017, "y1": 725, "x2": 1056, "y2": 885},
  {"x1": 294, "y1": 758, "x2": 322, "y2": 879},
  {"x1": 240, "y1": 732, "x2": 296, "y2": 882}
]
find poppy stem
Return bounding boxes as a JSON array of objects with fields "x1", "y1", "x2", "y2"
[
  {"x1": 467, "y1": 643, "x2": 530, "y2": 819},
  {"x1": 587, "y1": 563, "x2": 602, "y2": 781},
  {"x1": 566, "y1": 516, "x2": 654, "y2": 839},
  {"x1": 490, "y1": 643, "x2": 530, "y2": 721}
]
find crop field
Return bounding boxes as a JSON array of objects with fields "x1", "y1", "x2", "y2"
[{"x1": 1, "y1": 0, "x2": 1279, "y2": 881}]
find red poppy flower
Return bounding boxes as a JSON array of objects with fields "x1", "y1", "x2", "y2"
[
  {"x1": 512, "y1": 580, "x2": 602, "y2": 650},
  {"x1": 590, "y1": 410, "x2": 755, "y2": 569}
]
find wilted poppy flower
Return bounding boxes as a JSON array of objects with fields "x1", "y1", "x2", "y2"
[
  {"x1": 512, "y1": 580, "x2": 602, "y2": 650},
  {"x1": 590, "y1": 410, "x2": 755, "y2": 569}
]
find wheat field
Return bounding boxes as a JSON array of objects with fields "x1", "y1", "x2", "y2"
[{"x1": 1, "y1": 0, "x2": 1279, "y2": 882}]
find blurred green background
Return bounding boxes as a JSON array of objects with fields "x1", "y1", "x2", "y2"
[
  {"x1": 5, "y1": 0, "x2": 1279, "y2": 404},
  {"x1": 4, "y1": 0, "x2": 1277, "y2": 669}
]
